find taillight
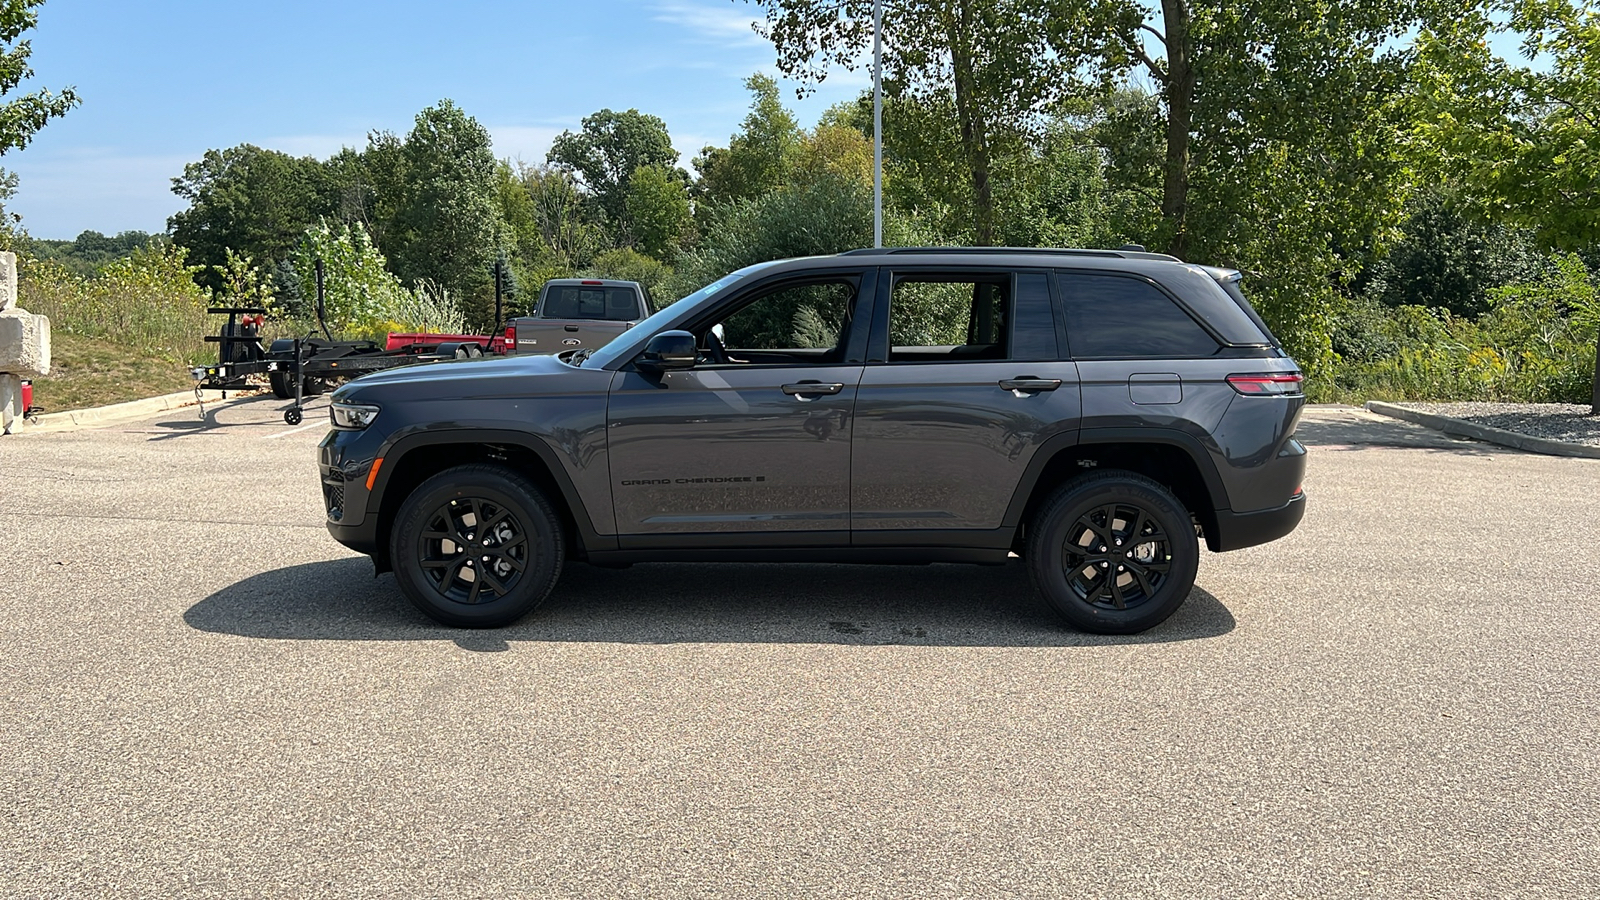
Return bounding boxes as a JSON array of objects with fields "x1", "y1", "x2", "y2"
[{"x1": 1227, "y1": 373, "x2": 1304, "y2": 396}]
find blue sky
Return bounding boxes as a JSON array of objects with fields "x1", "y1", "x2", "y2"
[{"x1": 6, "y1": 0, "x2": 870, "y2": 239}]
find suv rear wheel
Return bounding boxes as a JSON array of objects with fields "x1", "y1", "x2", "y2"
[
  {"x1": 390, "y1": 464, "x2": 565, "y2": 628},
  {"x1": 1027, "y1": 471, "x2": 1199, "y2": 634}
]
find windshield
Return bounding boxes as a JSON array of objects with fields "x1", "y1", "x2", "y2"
[{"x1": 578, "y1": 263, "x2": 776, "y2": 368}]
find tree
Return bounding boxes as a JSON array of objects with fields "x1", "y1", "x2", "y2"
[
  {"x1": 168, "y1": 145, "x2": 334, "y2": 291},
  {"x1": 751, "y1": 0, "x2": 1074, "y2": 245},
  {"x1": 625, "y1": 164, "x2": 691, "y2": 261},
  {"x1": 391, "y1": 100, "x2": 503, "y2": 328},
  {"x1": 547, "y1": 108, "x2": 682, "y2": 245},
  {"x1": 1409, "y1": 0, "x2": 1600, "y2": 409},
  {"x1": 693, "y1": 74, "x2": 803, "y2": 208},
  {"x1": 0, "y1": 0, "x2": 77, "y2": 155}
]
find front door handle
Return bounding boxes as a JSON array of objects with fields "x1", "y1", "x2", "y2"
[
  {"x1": 782, "y1": 381, "x2": 845, "y2": 397},
  {"x1": 999, "y1": 378, "x2": 1062, "y2": 393}
]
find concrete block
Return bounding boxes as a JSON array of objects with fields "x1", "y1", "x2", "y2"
[
  {"x1": 0, "y1": 309, "x2": 50, "y2": 376},
  {"x1": 1, "y1": 373, "x2": 22, "y2": 434},
  {"x1": 0, "y1": 251, "x2": 15, "y2": 312}
]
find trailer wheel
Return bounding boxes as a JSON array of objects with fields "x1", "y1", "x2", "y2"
[
  {"x1": 284, "y1": 408, "x2": 303, "y2": 426},
  {"x1": 390, "y1": 464, "x2": 565, "y2": 628},
  {"x1": 270, "y1": 370, "x2": 325, "y2": 398}
]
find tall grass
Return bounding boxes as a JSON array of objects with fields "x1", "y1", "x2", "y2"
[{"x1": 20, "y1": 245, "x2": 214, "y2": 366}]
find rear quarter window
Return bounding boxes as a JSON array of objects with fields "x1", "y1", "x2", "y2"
[{"x1": 1057, "y1": 272, "x2": 1220, "y2": 359}]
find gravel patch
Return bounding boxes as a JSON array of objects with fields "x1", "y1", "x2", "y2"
[{"x1": 1397, "y1": 402, "x2": 1600, "y2": 447}]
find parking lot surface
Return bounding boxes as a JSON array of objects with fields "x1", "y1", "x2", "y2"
[{"x1": 1, "y1": 399, "x2": 1596, "y2": 898}]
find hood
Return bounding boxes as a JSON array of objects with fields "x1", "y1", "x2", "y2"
[{"x1": 332, "y1": 353, "x2": 608, "y2": 404}]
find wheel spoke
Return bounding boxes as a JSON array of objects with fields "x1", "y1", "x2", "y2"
[
  {"x1": 434, "y1": 557, "x2": 468, "y2": 591},
  {"x1": 1126, "y1": 563, "x2": 1157, "y2": 599},
  {"x1": 1125, "y1": 508, "x2": 1145, "y2": 544},
  {"x1": 465, "y1": 571, "x2": 484, "y2": 604},
  {"x1": 479, "y1": 568, "x2": 511, "y2": 597},
  {"x1": 481, "y1": 507, "x2": 512, "y2": 533},
  {"x1": 1108, "y1": 574, "x2": 1127, "y2": 610}
]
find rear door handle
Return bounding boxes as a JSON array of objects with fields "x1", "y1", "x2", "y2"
[
  {"x1": 782, "y1": 382, "x2": 845, "y2": 397},
  {"x1": 999, "y1": 378, "x2": 1062, "y2": 393}
]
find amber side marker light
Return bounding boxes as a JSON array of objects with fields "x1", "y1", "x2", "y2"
[
  {"x1": 366, "y1": 458, "x2": 385, "y2": 491},
  {"x1": 1226, "y1": 373, "x2": 1304, "y2": 396}
]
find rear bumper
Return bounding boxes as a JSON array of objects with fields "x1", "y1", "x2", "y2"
[{"x1": 1207, "y1": 492, "x2": 1305, "y2": 552}]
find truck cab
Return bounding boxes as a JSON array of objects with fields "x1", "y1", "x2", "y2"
[{"x1": 508, "y1": 279, "x2": 651, "y2": 356}]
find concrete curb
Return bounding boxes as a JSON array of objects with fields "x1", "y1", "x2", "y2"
[
  {"x1": 23, "y1": 388, "x2": 266, "y2": 433},
  {"x1": 1365, "y1": 400, "x2": 1600, "y2": 460}
]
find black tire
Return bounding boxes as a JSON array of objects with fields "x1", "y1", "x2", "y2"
[
  {"x1": 1027, "y1": 471, "x2": 1199, "y2": 635},
  {"x1": 268, "y1": 370, "x2": 292, "y2": 399},
  {"x1": 300, "y1": 376, "x2": 326, "y2": 396},
  {"x1": 389, "y1": 464, "x2": 565, "y2": 628},
  {"x1": 283, "y1": 408, "x2": 303, "y2": 426}
]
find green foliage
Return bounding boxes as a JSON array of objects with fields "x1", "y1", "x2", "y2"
[
  {"x1": 693, "y1": 74, "x2": 803, "y2": 208},
  {"x1": 1411, "y1": 1, "x2": 1600, "y2": 250},
  {"x1": 290, "y1": 222, "x2": 464, "y2": 342},
  {"x1": 19, "y1": 244, "x2": 212, "y2": 365},
  {"x1": 168, "y1": 145, "x2": 335, "y2": 291},
  {"x1": 585, "y1": 247, "x2": 672, "y2": 303},
  {"x1": 25, "y1": 229, "x2": 160, "y2": 277},
  {"x1": 548, "y1": 108, "x2": 682, "y2": 245},
  {"x1": 670, "y1": 175, "x2": 872, "y2": 300},
  {"x1": 209, "y1": 248, "x2": 276, "y2": 310},
  {"x1": 753, "y1": 0, "x2": 1078, "y2": 244},
  {"x1": 0, "y1": 0, "x2": 77, "y2": 155},
  {"x1": 1363, "y1": 190, "x2": 1544, "y2": 317},
  {"x1": 625, "y1": 165, "x2": 691, "y2": 261},
  {"x1": 391, "y1": 100, "x2": 503, "y2": 329},
  {"x1": 1330, "y1": 253, "x2": 1598, "y2": 402}
]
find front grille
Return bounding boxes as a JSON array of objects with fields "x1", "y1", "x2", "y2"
[{"x1": 323, "y1": 483, "x2": 345, "y2": 521}]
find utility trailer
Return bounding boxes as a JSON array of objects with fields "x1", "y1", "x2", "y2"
[{"x1": 189, "y1": 261, "x2": 510, "y2": 425}]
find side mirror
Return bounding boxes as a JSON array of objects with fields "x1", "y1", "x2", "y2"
[{"x1": 636, "y1": 330, "x2": 698, "y2": 371}]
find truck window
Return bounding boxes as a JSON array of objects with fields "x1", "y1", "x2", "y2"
[{"x1": 542, "y1": 286, "x2": 641, "y2": 320}]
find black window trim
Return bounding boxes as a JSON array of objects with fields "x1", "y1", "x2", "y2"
[{"x1": 868, "y1": 265, "x2": 1040, "y2": 365}]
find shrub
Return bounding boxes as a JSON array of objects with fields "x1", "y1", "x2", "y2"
[{"x1": 20, "y1": 244, "x2": 213, "y2": 365}]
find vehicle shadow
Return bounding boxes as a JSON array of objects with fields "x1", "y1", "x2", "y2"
[
  {"x1": 184, "y1": 557, "x2": 1236, "y2": 649},
  {"x1": 138, "y1": 395, "x2": 326, "y2": 441}
]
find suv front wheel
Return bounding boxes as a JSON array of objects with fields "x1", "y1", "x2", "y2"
[
  {"x1": 1027, "y1": 471, "x2": 1199, "y2": 635},
  {"x1": 390, "y1": 464, "x2": 565, "y2": 628}
]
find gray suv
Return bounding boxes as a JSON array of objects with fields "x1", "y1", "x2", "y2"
[{"x1": 319, "y1": 248, "x2": 1306, "y2": 634}]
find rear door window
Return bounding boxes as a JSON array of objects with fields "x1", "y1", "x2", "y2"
[{"x1": 1057, "y1": 272, "x2": 1219, "y2": 358}]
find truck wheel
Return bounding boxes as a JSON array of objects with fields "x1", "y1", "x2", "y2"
[
  {"x1": 1027, "y1": 471, "x2": 1199, "y2": 635},
  {"x1": 390, "y1": 464, "x2": 565, "y2": 628}
]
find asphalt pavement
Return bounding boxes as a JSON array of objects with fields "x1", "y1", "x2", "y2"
[{"x1": 1, "y1": 399, "x2": 1596, "y2": 898}]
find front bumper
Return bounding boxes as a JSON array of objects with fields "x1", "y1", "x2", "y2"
[{"x1": 318, "y1": 427, "x2": 384, "y2": 555}]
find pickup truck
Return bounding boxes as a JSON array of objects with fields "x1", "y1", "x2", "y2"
[{"x1": 508, "y1": 279, "x2": 652, "y2": 355}]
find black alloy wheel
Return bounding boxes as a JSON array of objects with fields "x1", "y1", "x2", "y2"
[
  {"x1": 1061, "y1": 501, "x2": 1172, "y2": 610},
  {"x1": 391, "y1": 465, "x2": 564, "y2": 627},
  {"x1": 1027, "y1": 471, "x2": 1199, "y2": 635},
  {"x1": 418, "y1": 496, "x2": 530, "y2": 605}
]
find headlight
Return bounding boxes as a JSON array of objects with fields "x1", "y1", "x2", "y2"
[{"x1": 330, "y1": 401, "x2": 381, "y2": 430}]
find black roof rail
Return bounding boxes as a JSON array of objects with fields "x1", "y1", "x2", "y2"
[{"x1": 836, "y1": 246, "x2": 1182, "y2": 262}]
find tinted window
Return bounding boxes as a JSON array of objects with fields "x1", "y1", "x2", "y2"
[
  {"x1": 1058, "y1": 272, "x2": 1219, "y2": 358},
  {"x1": 718, "y1": 280, "x2": 856, "y2": 352},
  {"x1": 541, "y1": 286, "x2": 640, "y2": 320}
]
